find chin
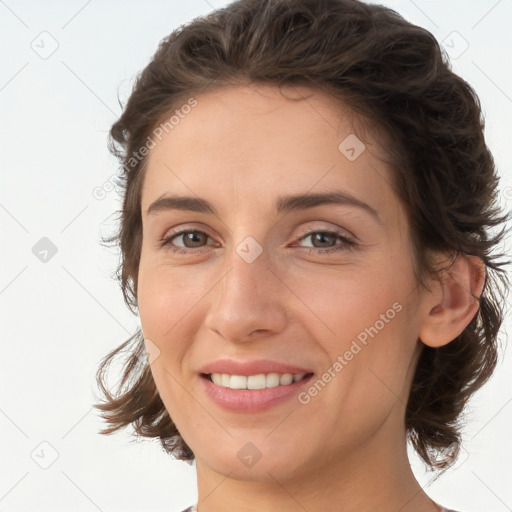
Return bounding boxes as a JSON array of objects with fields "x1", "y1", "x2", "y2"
[{"x1": 195, "y1": 439, "x2": 310, "y2": 483}]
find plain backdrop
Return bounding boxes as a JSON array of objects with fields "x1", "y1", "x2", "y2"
[{"x1": 1, "y1": 1, "x2": 511, "y2": 511}]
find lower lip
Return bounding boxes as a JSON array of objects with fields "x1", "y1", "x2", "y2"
[{"x1": 200, "y1": 374, "x2": 314, "y2": 412}]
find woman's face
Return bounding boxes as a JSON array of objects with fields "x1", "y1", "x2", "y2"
[{"x1": 137, "y1": 83, "x2": 427, "y2": 482}]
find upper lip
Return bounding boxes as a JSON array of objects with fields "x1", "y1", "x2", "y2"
[{"x1": 199, "y1": 358, "x2": 314, "y2": 376}]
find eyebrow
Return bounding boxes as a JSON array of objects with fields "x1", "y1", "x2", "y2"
[{"x1": 146, "y1": 190, "x2": 382, "y2": 224}]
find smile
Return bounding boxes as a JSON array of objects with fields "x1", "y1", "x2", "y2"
[
  {"x1": 200, "y1": 372, "x2": 315, "y2": 412},
  {"x1": 203, "y1": 372, "x2": 312, "y2": 389}
]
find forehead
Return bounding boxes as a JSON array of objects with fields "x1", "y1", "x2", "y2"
[{"x1": 140, "y1": 83, "x2": 400, "y2": 223}]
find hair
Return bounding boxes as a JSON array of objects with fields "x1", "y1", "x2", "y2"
[{"x1": 93, "y1": 0, "x2": 511, "y2": 471}]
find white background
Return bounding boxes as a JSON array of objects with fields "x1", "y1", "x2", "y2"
[{"x1": 1, "y1": 1, "x2": 511, "y2": 511}]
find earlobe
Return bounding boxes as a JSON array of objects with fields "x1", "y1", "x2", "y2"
[{"x1": 418, "y1": 253, "x2": 486, "y2": 348}]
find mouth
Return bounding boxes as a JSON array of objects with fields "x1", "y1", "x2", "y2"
[
  {"x1": 200, "y1": 371, "x2": 314, "y2": 389},
  {"x1": 199, "y1": 371, "x2": 315, "y2": 412}
]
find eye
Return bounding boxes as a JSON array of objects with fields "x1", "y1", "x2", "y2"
[
  {"x1": 161, "y1": 227, "x2": 357, "y2": 256},
  {"x1": 161, "y1": 229, "x2": 215, "y2": 254},
  {"x1": 293, "y1": 230, "x2": 357, "y2": 254}
]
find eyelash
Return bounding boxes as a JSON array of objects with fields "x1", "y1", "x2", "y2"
[{"x1": 160, "y1": 229, "x2": 357, "y2": 255}]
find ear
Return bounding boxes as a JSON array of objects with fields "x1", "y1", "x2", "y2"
[{"x1": 418, "y1": 252, "x2": 486, "y2": 348}]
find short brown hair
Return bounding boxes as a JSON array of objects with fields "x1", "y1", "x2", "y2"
[{"x1": 93, "y1": 0, "x2": 511, "y2": 471}]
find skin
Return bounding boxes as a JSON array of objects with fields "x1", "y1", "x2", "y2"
[{"x1": 136, "y1": 83, "x2": 484, "y2": 512}]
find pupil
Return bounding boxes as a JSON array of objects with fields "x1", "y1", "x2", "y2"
[
  {"x1": 313, "y1": 232, "x2": 334, "y2": 247},
  {"x1": 185, "y1": 231, "x2": 204, "y2": 247}
]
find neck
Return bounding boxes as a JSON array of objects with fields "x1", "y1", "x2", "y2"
[{"x1": 193, "y1": 408, "x2": 441, "y2": 512}]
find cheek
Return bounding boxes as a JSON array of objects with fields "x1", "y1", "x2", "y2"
[
  {"x1": 137, "y1": 257, "x2": 202, "y2": 340},
  {"x1": 301, "y1": 266, "x2": 402, "y2": 345},
  {"x1": 137, "y1": 261, "x2": 196, "y2": 419},
  {"x1": 311, "y1": 267, "x2": 417, "y2": 414}
]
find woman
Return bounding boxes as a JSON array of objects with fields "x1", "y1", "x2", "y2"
[{"x1": 93, "y1": 0, "x2": 510, "y2": 511}]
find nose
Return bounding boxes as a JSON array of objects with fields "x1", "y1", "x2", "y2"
[{"x1": 203, "y1": 245, "x2": 288, "y2": 344}]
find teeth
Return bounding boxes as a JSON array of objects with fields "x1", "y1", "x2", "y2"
[
  {"x1": 280, "y1": 373, "x2": 293, "y2": 385},
  {"x1": 229, "y1": 375, "x2": 247, "y2": 389},
  {"x1": 221, "y1": 373, "x2": 230, "y2": 387},
  {"x1": 209, "y1": 372, "x2": 309, "y2": 390},
  {"x1": 266, "y1": 372, "x2": 280, "y2": 388},
  {"x1": 248, "y1": 374, "x2": 266, "y2": 389}
]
